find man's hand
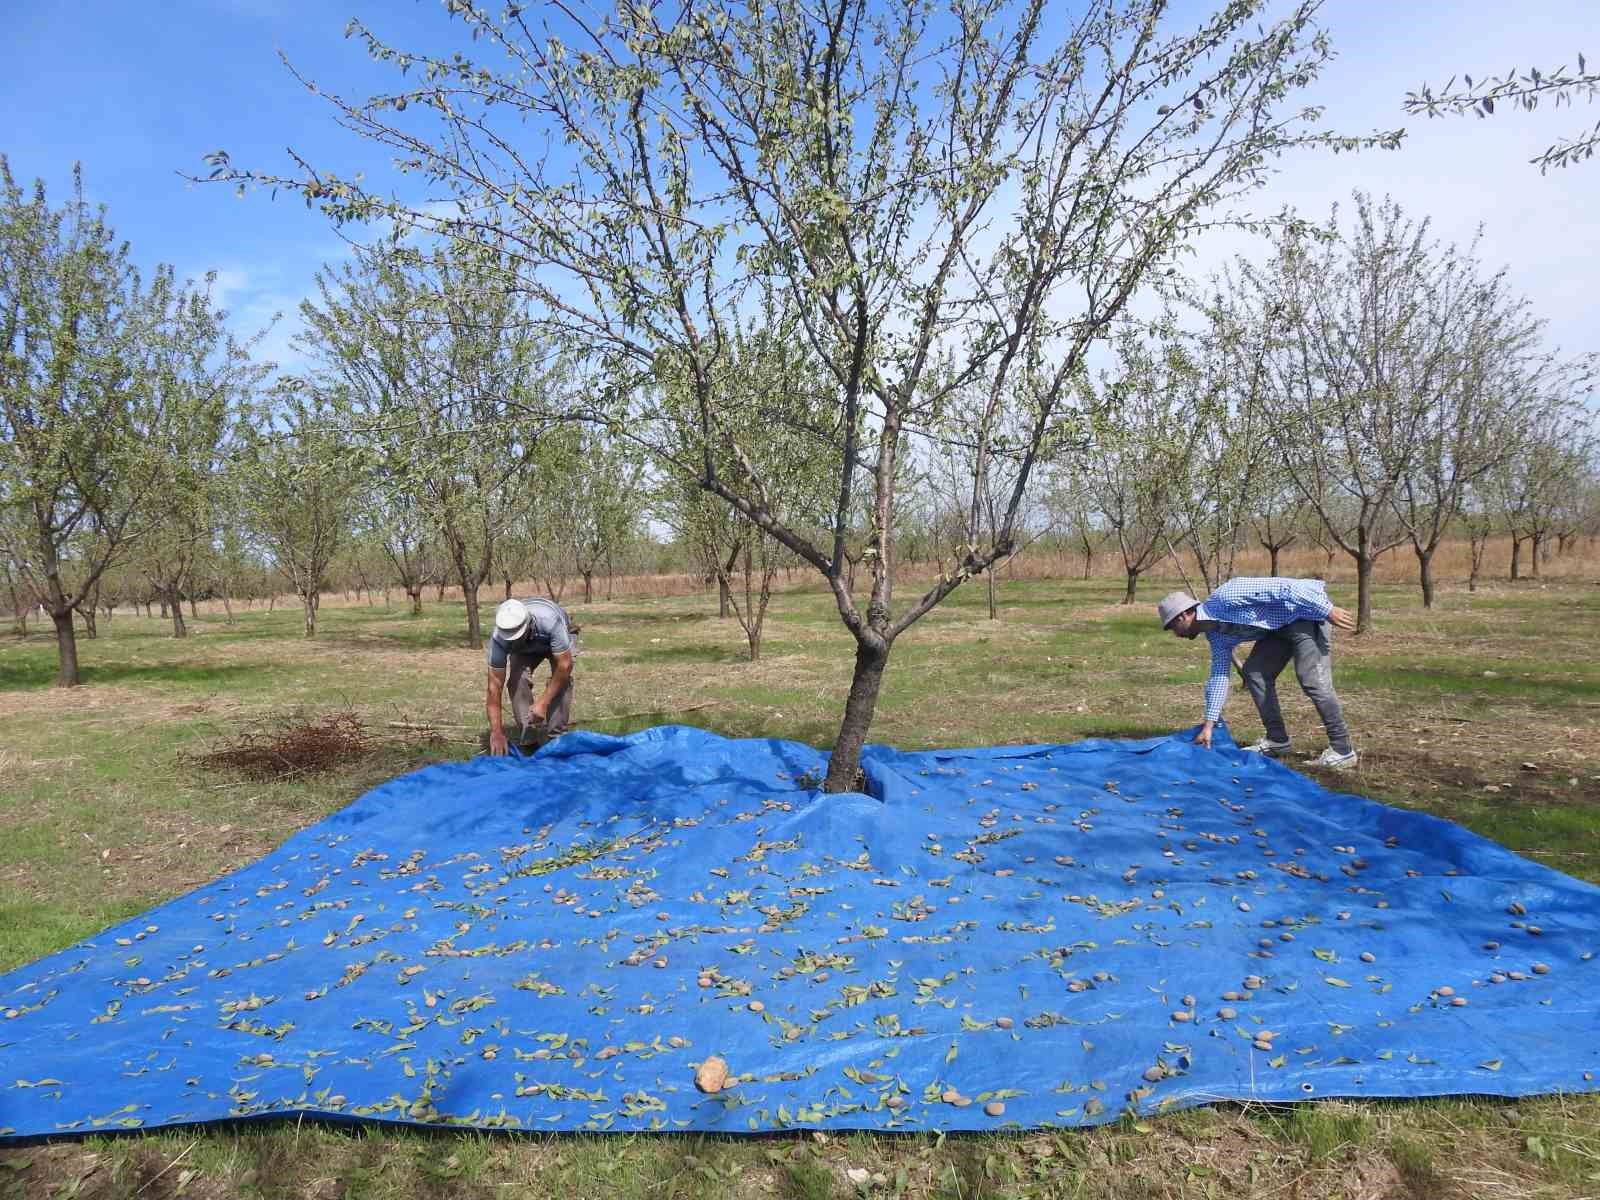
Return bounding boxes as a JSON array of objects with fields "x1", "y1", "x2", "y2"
[
  {"x1": 1195, "y1": 721, "x2": 1215, "y2": 749},
  {"x1": 489, "y1": 727, "x2": 509, "y2": 756},
  {"x1": 528, "y1": 703, "x2": 549, "y2": 726},
  {"x1": 1328, "y1": 606, "x2": 1356, "y2": 631}
]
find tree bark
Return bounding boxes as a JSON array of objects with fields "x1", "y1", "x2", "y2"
[
  {"x1": 1417, "y1": 547, "x2": 1436, "y2": 609},
  {"x1": 717, "y1": 541, "x2": 741, "y2": 618},
  {"x1": 1468, "y1": 533, "x2": 1487, "y2": 592},
  {"x1": 51, "y1": 609, "x2": 80, "y2": 687},
  {"x1": 78, "y1": 606, "x2": 97, "y2": 639},
  {"x1": 301, "y1": 590, "x2": 318, "y2": 638},
  {"x1": 407, "y1": 586, "x2": 424, "y2": 616},
  {"x1": 824, "y1": 638, "x2": 890, "y2": 794},
  {"x1": 1122, "y1": 567, "x2": 1139, "y2": 605},
  {"x1": 1355, "y1": 552, "x2": 1375, "y2": 633},
  {"x1": 1530, "y1": 533, "x2": 1545, "y2": 578},
  {"x1": 462, "y1": 579, "x2": 482, "y2": 648},
  {"x1": 189, "y1": 594, "x2": 198, "y2": 619},
  {"x1": 1268, "y1": 545, "x2": 1281, "y2": 575},
  {"x1": 582, "y1": 571, "x2": 594, "y2": 604},
  {"x1": 986, "y1": 570, "x2": 997, "y2": 620},
  {"x1": 168, "y1": 586, "x2": 188, "y2": 638},
  {"x1": 1510, "y1": 535, "x2": 1524, "y2": 581}
]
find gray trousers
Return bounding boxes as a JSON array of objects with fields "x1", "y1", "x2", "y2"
[
  {"x1": 1241, "y1": 620, "x2": 1352, "y2": 754},
  {"x1": 506, "y1": 650, "x2": 574, "y2": 735}
]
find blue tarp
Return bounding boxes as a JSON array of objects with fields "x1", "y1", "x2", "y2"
[{"x1": 2, "y1": 724, "x2": 1597, "y2": 1139}]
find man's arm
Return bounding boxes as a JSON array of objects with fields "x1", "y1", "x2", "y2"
[
  {"x1": 528, "y1": 650, "x2": 573, "y2": 723},
  {"x1": 1196, "y1": 636, "x2": 1238, "y2": 749},
  {"x1": 486, "y1": 668, "x2": 508, "y2": 756}
]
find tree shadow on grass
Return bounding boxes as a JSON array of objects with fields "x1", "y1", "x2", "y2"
[
  {"x1": 618, "y1": 642, "x2": 749, "y2": 666},
  {"x1": 0, "y1": 658, "x2": 266, "y2": 693}
]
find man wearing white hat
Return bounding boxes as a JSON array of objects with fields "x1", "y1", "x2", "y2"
[
  {"x1": 485, "y1": 597, "x2": 576, "y2": 755},
  {"x1": 1157, "y1": 578, "x2": 1359, "y2": 768}
]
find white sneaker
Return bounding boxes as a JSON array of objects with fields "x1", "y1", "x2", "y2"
[
  {"x1": 1242, "y1": 738, "x2": 1292, "y2": 757},
  {"x1": 1309, "y1": 747, "x2": 1358, "y2": 770}
]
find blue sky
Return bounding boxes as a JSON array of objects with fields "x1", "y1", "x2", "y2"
[{"x1": 4, "y1": 1, "x2": 1595, "y2": 368}]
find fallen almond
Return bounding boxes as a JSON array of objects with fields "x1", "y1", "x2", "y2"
[{"x1": 694, "y1": 1056, "x2": 729, "y2": 1094}]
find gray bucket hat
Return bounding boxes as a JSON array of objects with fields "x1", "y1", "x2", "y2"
[{"x1": 1157, "y1": 590, "x2": 1199, "y2": 629}]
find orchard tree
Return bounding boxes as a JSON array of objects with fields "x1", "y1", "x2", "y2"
[
  {"x1": 1388, "y1": 264, "x2": 1573, "y2": 607},
  {"x1": 208, "y1": 0, "x2": 1398, "y2": 790},
  {"x1": 1247, "y1": 195, "x2": 1461, "y2": 630},
  {"x1": 1083, "y1": 331, "x2": 1204, "y2": 604},
  {"x1": 295, "y1": 241, "x2": 559, "y2": 647},
  {"x1": 236, "y1": 385, "x2": 358, "y2": 637},
  {"x1": 131, "y1": 270, "x2": 266, "y2": 636},
  {"x1": 1489, "y1": 402, "x2": 1597, "y2": 581},
  {"x1": 0, "y1": 160, "x2": 261, "y2": 682}
]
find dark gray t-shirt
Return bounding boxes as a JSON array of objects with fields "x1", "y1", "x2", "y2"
[{"x1": 486, "y1": 598, "x2": 573, "y2": 669}]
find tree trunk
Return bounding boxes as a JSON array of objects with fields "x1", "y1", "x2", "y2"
[
  {"x1": 719, "y1": 542, "x2": 741, "y2": 618},
  {"x1": 1122, "y1": 567, "x2": 1139, "y2": 605},
  {"x1": 301, "y1": 590, "x2": 318, "y2": 638},
  {"x1": 986, "y1": 569, "x2": 998, "y2": 620},
  {"x1": 504, "y1": 577, "x2": 514, "y2": 601},
  {"x1": 168, "y1": 586, "x2": 188, "y2": 638},
  {"x1": 1531, "y1": 533, "x2": 1545, "y2": 578},
  {"x1": 408, "y1": 586, "x2": 424, "y2": 616},
  {"x1": 1268, "y1": 544, "x2": 1281, "y2": 575},
  {"x1": 824, "y1": 638, "x2": 890, "y2": 794},
  {"x1": 1510, "y1": 535, "x2": 1524, "y2": 581},
  {"x1": 1355, "y1": 552, "x2": 1374, "y2": 633},
  {"x1": 436, "y1": 580, "x2": 447, "y2": 602},
  {"x1": 221, "y1": 591, "x2": 234, "y2": 624},
  {"x1": 1468, "y1": 534, "x2": 1487, "y2": 593},
  {"x1": 78, "y1": 606, "x2": 97, "y2": 639},
  {"x1": 462, "y1": 579, "x2": 482, "y2": 648},
  {"x1": 582, "y1": 571, "x2": 594, "y2": 604},
  {"x1": 1080, "y1": 543, "x2": 1093, "y2": 580},
  {"x1": 1417, "y1": 546, "x2": 1436, "y2": 609},
  {"x1": 188, "y1": 594, "x2": 198, "y2": 619},
  {"x1": 159, "y1": 598, "x2": 168, "y2": 619},
  {"x1": 52, "y1": 609, "x2": 80, "y2": 687}
]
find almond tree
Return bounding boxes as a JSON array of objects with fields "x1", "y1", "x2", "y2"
[
  {"x1": 1083, "y1": 332, "x2": 1205, "y2": 604},
  {"x1": 130, "y1": 270, "x2": 266, "y2": 636},
  {"x1": 207, "y1": 0, "x2": 1396, "y2": 789},
  {"x1": 1389, "y1": 265, "x2": 1574, "y2": 607},
  {"x1": 236, "y1": 385, "x2": 358, "y2": 638},
  {"x1": 1247, "y1": 195, "x2": 1460, "y2": 630},
  {"x1": 1, "y1": 160, "x2": 262, "y2": 681},
  {"x1": 295, "y1": 242, "x2": 558, "y2": 647}
]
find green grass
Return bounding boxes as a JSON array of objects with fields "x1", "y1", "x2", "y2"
[{"x1": 1, "y1": 570, "x2": 1598, "y2": 1197}]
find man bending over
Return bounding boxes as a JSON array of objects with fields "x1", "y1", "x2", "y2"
[
  {"x1": 486, "y1": 598, "x2": 575, "y2": 756},
  {"x1": 1157, "y1": 577, "x2": 1359, "y2": 768}
]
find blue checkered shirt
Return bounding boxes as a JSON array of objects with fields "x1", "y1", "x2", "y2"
[{"x1": 1196, "y1": 578, "x2": 1334, "y2": 722}]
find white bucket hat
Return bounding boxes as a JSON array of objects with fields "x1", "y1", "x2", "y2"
[
  {"x1": 1156, "y1": 590, "x2": 1199, "y2": 629},
  {"x1": 494, "y1": 598, "x2": 531, "y2": 641}
]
